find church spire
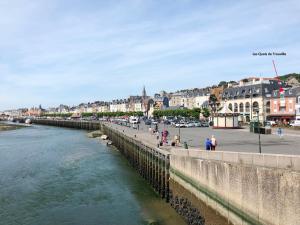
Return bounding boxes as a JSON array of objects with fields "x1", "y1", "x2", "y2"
[{"x1": 142, "y1": 85, "x2": 147, "y2": 98}]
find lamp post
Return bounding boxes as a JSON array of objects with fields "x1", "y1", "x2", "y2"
[
  {"x1": 250, "y1": 87, "x2": 253, "y2": 121},
  {"x1": 256, "y1": 109, "x2": 262, "y2": 153},
  {"x1": 178, "y1": 126, "x2": 181, "y2": 143}
]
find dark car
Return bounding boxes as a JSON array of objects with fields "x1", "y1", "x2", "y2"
[
  {"x1": 145, "y1": 119, "x2": 152, "y2": 125},
  {"x1": 163, "y1": 120, "x2": 171, "y2": 125}
]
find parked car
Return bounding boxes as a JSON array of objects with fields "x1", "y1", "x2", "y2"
[
  {"x1": 145, "y1": 119, "x2": 152, "y2": 125},
  {"x1": 290, "y1": 120, "x2": 300, "y2": 127},
  {"x1": 151, "y1": 120, "x2": 158, "y2": 125},
  {"x1": 193, "y1": 121, "x2": 202, "y2": 127},
  {"x1": 163, "y1": 120, "x2": 171, "y2": 125},
  {"x1": 186, "y1": 122, "x2": 195, "y2": 128},
  {"x1": 201, "y1": 121, "x2": 209, "y2": 127},
  {"x1": 175, "y1": 122, "x2": 186, "y2": 128},
  {"x1": 265, "y1": 120, "x2": 277, "y2": 126}
]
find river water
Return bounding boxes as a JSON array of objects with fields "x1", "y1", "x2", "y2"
[{"x1": 0, "y1": 125, "x2": 186, "y2": 225}]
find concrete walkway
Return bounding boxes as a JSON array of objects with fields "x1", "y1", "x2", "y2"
[{"x1": 104, "y1": 121, "x2": 300, "y2": 155}]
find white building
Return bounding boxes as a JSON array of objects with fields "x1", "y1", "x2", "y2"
[
  {"x1": 98, "y1": 103, "x2": 110, "y2": 112},
  {"x1": 194, "y1": 95, "x2": 210, "y2": 108}
]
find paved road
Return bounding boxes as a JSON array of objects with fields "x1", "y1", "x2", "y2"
[{"x1": 106, "y1": 121, "x2": 300, "y2": 155}]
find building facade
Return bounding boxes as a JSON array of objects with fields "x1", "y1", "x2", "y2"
[
  {"x1": 221, "y1": 77, "x2": 284, "y2": 122},
  {"x1": 268, "y1": 87, "x2": 300, "y2": 124}
]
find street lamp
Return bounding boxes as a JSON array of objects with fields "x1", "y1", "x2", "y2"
[
  {"x1": 256, "y1": 109, "x2": 262, "y2": 154},
  {"x1": 178, "y1": 125, "x2": 181, "y2": 143}
]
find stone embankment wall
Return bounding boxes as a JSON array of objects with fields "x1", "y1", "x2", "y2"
[
  {"x1": 32, "y1": 119, "x2": 101, "y2": 130},
  {"x1": 170, "y1": 149, "x2": 300, "y2": 225},
  {"x1": 102, "y1": 123, "x2": 171, "y2": 201}
]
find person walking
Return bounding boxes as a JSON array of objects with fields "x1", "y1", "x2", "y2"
[
  {"x1": 277, "y1": 127, "x2": 283, "y2": 139},
  {"x1": 162, "y1": 129, "x2": 167, "y2": 144},
  {"x1": 211, "y1": 135, "x2": 217, "y2": 150},
  {"x1": 174, "y1": 134, "x2": 179, "y2": 146},
  {"x1": 205, "y1": 138, "x2": 211, "y2": 150}
]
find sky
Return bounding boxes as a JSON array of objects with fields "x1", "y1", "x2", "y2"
[{"x1": 0, "y1": 0, "x2": 300, "y2": 110}]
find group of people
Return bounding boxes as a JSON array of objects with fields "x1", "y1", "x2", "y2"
[{"x1": 205, "y1": 135, "x2": 217, "y2": 150}]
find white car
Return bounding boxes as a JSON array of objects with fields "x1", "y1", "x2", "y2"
[
  {"x1": 290, "y1": 120, "x2": 300, "y2": 127},
  {"x1": 266, "y1": 120, "x2": 277, "y2": 126},
  {"x1": 186, "y1": 122, "x2": 195, "y2": 128},
  {"x1": 175, "y1": 122, "x2": 186, "y2": 128}
]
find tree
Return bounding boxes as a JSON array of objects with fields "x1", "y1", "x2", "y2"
[
  {"x1": 218, "y1": 81, "x2": 227, "y2": 87},
  {"x1": 202, "y1": 108, "x2": 210, "y2": 118},
  {"x1": 209, "y1": 94, "x2": 218, "y2": 106},
  {"x1": 153, "y1": 108, "x2": 201, "y2": 119}
]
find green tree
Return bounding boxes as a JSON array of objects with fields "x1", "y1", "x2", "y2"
[{"x1": 202, "y1": 108, "x2": 210, "y2": 118}]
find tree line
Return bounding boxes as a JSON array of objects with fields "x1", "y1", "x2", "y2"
[{"x1": 152, "y1": 108, "x2": 210, "y2": 118}]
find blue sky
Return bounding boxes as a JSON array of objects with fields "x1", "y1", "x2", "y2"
[{"x1": 1, "y1": 0, "x2": 300, "y2": 110}]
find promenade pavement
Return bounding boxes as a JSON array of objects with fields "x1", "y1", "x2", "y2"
[{"x1": 105, "y1": 121, "x2": 300, "y2": 155}]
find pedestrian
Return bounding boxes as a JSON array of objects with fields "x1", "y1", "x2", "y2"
[
  {"x1": 277, "y1": 127, "x2": 283, "y2": 139},
  {"x1": 137, "y1": 124, "x2": 139, "y2": 130},
  {"x1": 211, "y1": 135, "x2": 217, "y2": 150},
  {"x1": 156, "y1": 131, "x2": 160, "y2": 140},
  {"x1": 174, "y1": 135, "x2": 179, "y2": 146},
  {"x1": 205, "y1": 138, "x2": 211, "y2": 150}
]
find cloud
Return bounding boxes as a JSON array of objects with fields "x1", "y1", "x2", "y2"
[{"x1": 0, "y1": 0, "x2": 299, "y2": 110}]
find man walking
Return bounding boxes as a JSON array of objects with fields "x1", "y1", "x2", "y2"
[
  {"x1": 211, "y1": 135, "x2": 217, "y2": 150},
  {"x1": 205, "y1": 138, "x2": 211, "y2": 150}
]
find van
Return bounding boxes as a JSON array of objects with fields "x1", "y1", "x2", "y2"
[{"x1": 129, "y1": 116, "x2": 139, "y2": 124}]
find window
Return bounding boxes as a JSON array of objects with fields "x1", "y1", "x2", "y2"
[
  {"x1": 253, "y1": 101, "x2": 259, "y2": 112},
  {"x1": 245, "y1": 102, "x2": 250, "y2": 112},
  {"x1": 228, "y1": 103, "x2": 233, "y2": 111},
  {"x1": 234, "y1": 103, "x2": 238, "y2": 112},
  {"x1": 266, "y1": 101, "x2": 270, "y2": 113},
  {"x1": 239, "y1": 103, "x2": 244, "y2": 112}
]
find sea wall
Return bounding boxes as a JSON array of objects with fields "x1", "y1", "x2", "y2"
[{"x1": 170, "y1": 149, "x2": 300, "y2": 225}]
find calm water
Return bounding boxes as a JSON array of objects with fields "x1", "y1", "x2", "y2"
[{"x1": 0, "y1": 125, "x2": 186, "y2": 225}]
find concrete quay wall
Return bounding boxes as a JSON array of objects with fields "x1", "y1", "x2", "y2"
[{"x1": 170, "y1": 149, "x2": 300, "y2": 225}]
